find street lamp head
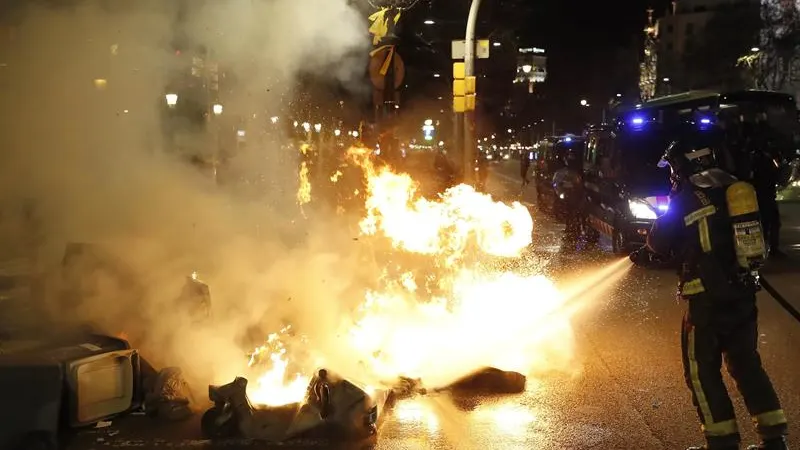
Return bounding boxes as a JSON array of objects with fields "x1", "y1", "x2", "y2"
[
  {"x1": 334, "y1": 129, "x2": 341, "y2": 136},
  {"x1": 424, "y1": 19, "x2": 435, "y2": 25},
  {"x1": 314, "y1": 123, "x2": 322, "y2": 132},
  {"x1": 616, "y1": 93, "x2": 622, "y2": 98},
  {"x1": 522, "y1": 64, "x2": 532, "y2": 73},
  {"x1": 662, "y1": 77, "x2": 670, "y2": 82},
  {"x1": 433, "y1": 73, "x2": 441, "y2": 77},
  {"x1": 302, "y1": 122, "x2": 311, "y2": 132},
  {"x1": 751, "y1": 47, "x2": 760, "y2": 52},
  {"x1": 580, "y1": 99, "x2": 588, "y2": 106},
  {"x1": 270, "y1": 116, "x2": 279, "y2": 124},
  {"x1": 212, "y1": 103, "x2": 223, "y2": 115},
  {"x1": 493, "y1": 42, "x2": 501, "y2": 47},
  {"x1": 165, "y1": 93, "x2": 178, "y2": 107}
]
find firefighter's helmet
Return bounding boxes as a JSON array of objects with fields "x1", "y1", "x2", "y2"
[{"x1": 658, "y1": 126, "x2": 721, "y2": 180}]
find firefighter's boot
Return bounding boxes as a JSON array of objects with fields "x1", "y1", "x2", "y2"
[{"x1": 746, "y1": 436, "x2": 788, "y2": 450}]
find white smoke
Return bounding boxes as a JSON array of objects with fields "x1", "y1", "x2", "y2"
[{"x1": 0, "y1": 0, "x2": 374, "y2": 393}]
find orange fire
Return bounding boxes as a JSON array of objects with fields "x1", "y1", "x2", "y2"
[
  {"x1": 244, "y1": 145, "x2": 576, "y2": 405},
  {"x1": 246, "y1": 326, "x2": 310, "y2": 407}
]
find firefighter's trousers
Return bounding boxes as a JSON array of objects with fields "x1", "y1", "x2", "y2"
[{"x1": 681, "y1": 295, "x2": 787, "y2": 449}]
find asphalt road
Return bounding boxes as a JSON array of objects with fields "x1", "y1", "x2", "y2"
[{"x1": 63, "y1": 160, "x2": 800, "y2": 449}]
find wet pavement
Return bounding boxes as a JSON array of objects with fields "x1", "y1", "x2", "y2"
[{"x1": 62, "y1": 161, "x2": 800, "y2": 449}]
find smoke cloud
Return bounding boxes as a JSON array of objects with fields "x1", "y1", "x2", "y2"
[{"x1": 0, "y1": 0, "x2": 375, "y2": 394}]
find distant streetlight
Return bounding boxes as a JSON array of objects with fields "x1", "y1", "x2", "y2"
[
  {"x1": 522, "y1": 64, "x2": 532, "y2": 73},
  {"x1": 580, "y1": 99, "x2": 588, "y2": 106},
  {"x1": 165, "y1": 93, "x2": 178, "y2": 107},
  {"x1": 424, "y1": 19, "x2": 435, "y2": 25},
  {"x1": 616, "y1": 93, "x2": 622, "y2": 98},
  {"x1": 507, "y1": 128, "x2": 512, "y2": 133},
  {"x1": 662, "y1": 77, "x2": 670, "y2": 82},
  {"x1": 751, "y1": 47, "x2": 760, "y2": 52},
  {"x1": 493, "y1": 42, "x2": 501, "y2": 47},
  {"x1": 314, "y1": 123, "x2": 322, "y2": 133},
  {"x1": 302, "y1": 122, "x2": 311, "y2": 132},
  {"x1": 352, "y1": 131, "x2": 359, "y2": 138},
  {"x1": 212, "y1": 103, "x2": 223, "y2": 115},
  {"x1": 433, "y1": 73, "x2": 441, "y2": 77},
  {"x1": 334, "y1": 129, "x2": 341, "y2": 136},
  {"x1": 270, "y1": 116, "x2": 279, "y2": 124}
]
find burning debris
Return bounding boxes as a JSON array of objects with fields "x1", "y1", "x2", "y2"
[
  {"x1": 219, "y1": 145, "x2": 577, "y2": 437},
  {"x1": 201, "y1": 370, "x2": 389, "y2": 442},
  {"x1": 246, "y1": 325, "x2": 310, "y2": 407}
]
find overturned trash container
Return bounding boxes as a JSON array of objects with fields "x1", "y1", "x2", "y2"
[{"x1": 201, "y1": 369, "x2": 390, "y2": 443}]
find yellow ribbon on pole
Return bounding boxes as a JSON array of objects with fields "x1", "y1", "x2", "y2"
[
  {"x1": 368, "y1": 8, "x2": 401, "y2": 46},
  {"x1": 369, "y1": 44, "x2": 395, "y2": 76}
]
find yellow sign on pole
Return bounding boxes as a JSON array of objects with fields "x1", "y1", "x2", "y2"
[
  {"x1": 453, "y1": 62, "x2": 465, "y2": 80},
  {"x1": 453, "y1": 96, "x2": 466, "y2": 113},
  {"x1": 465, "y1": 76, "x2": 476, "y2": 94},
  {"x1": 465, "y1": 94, "x2": 476, "y2": 111},
  {"x1": 453, "y1": 79, "x2": 466, "y2": 96}
]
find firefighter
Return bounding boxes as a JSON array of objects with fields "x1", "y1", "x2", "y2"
[
  {"x1": 552, "y1": 146, "x2": 584, "y2": 243},
  {"x1": 630, "y1": 128, "x2": 788, "y2": 450}
]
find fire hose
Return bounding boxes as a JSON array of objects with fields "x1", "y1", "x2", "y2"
[
  {"x1": 760, "y1": 275, "x2": 800, "y2": 324},
  {"x1": 630, "y1": 249, "x2": 800, "y2": 323}
]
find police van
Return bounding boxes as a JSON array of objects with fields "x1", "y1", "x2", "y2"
[
  {"x1": 582, "y1": 89, "x2": 797, "y2": 254},
  {"x1": 533, "y1": 135, "x2": 584, "y2": 219}
]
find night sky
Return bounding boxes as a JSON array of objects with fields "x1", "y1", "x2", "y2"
[
  {"x1": 400, "y1": 0, "x2": 674, "y2": 131},
  {"x1": 534, "y1": 0, "x2": 670, "y2": 93}
]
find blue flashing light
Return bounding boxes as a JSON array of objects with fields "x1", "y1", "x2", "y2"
[
  {"x1": 564, "y1": 136, "x2": 572, "y2": 142},
  {"x1": 628, "y1": 116, "x2": 646, "y2": 130},
  {"x1": 657, "y1": 204, "x2": 669, "y2": 212},
  {"x1": 700, "y1": 118, "x2": 711, "y2": 124}
]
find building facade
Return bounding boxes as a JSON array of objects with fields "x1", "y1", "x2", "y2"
[
  {"x1": 639, "y1": 9, "x2": 658, "y2": 100},
  {"x1": 653, "y1": 0, "x2": 760, "y2": 95}
]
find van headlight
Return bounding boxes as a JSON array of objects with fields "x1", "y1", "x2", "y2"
[{"x1": 628, "y1": 199, "x2": 657, "y2": 220}]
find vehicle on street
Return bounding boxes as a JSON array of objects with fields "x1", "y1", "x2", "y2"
[
  {"x1": 533, "y1": 135, "x2": 584, "y2": 220},
  {"x1": 582, "y1": 89, "x2": 798, "y2": 254}
]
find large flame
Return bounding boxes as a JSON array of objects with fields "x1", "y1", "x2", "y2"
[
  {"x1": 244, "y1": 145, "x2": 575, "y2": 405},
  {"x1": 246, "y1": 326, "x2": 311, "y2": 407}
]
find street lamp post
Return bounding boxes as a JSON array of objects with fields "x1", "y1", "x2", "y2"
[{"x1": 463, "y1": 0, "x2": 482, "y2": 185}]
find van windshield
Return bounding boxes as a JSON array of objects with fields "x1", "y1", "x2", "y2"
[{"x1": 618, "y1": 131, "x2": 672, "y2": 195}]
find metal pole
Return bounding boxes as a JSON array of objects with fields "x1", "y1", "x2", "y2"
[{"x1": 463, "y1": 0, "x2": 481, "y2": 185}]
